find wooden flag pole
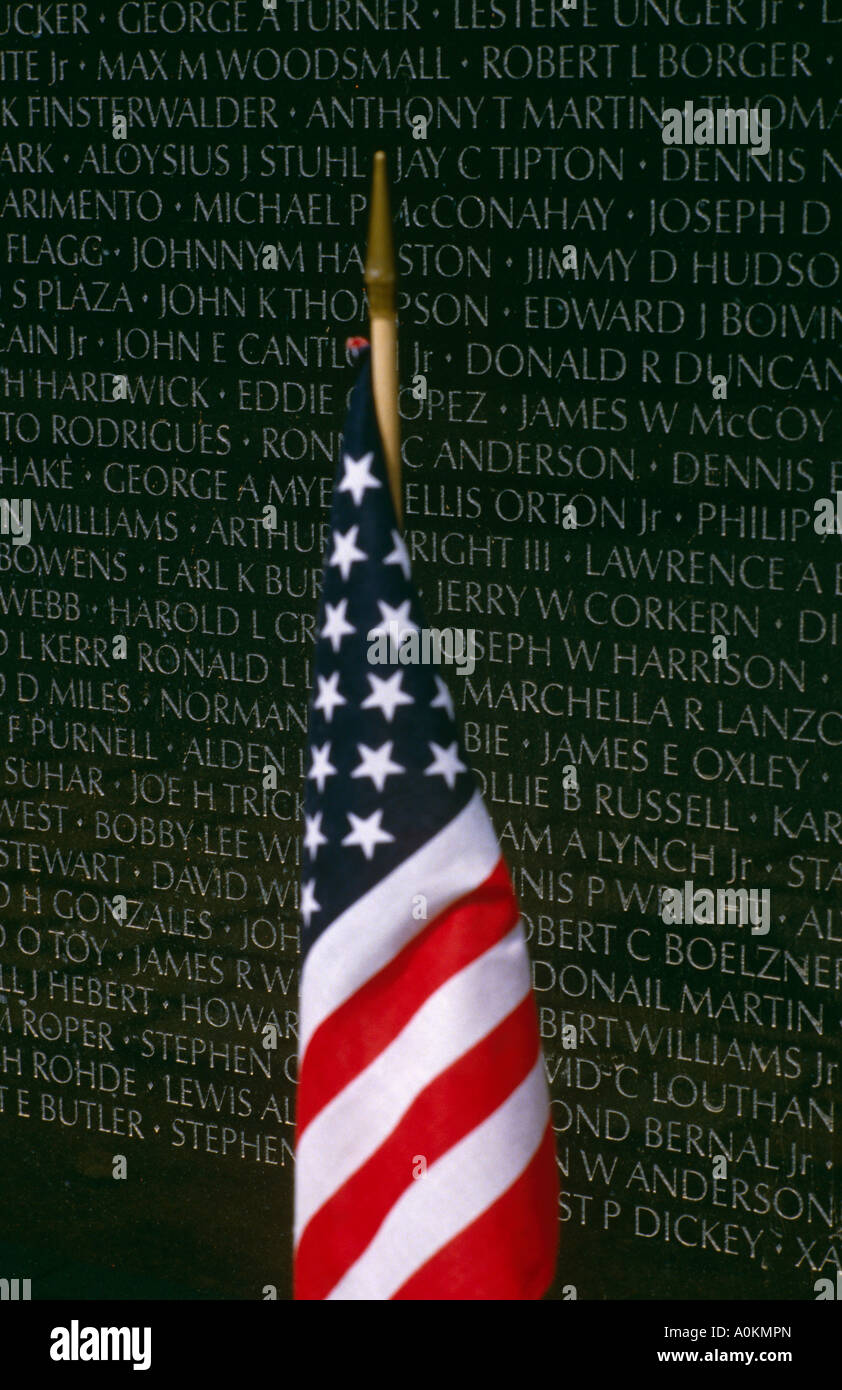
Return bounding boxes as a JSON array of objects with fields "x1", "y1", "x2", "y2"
[{"x1": 364, "y1": 151, "x2": 402, "y2": 528}]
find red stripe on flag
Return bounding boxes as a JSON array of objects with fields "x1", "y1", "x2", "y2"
[
  {"x1": 295, "y1": 858, "x2": 517, "y2": 1137},
  {"x1": 294, "y1": 993, "x2": 540, "y2": 1300},
  {"x1": 391, "y1": 1121, "x2": 559, "y2": 1301}
]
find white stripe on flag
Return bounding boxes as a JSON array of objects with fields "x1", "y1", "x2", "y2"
[
  {"x1": 295, "y1": 923, "x2": 532, "y2": 1242},
  {"x1": 325, "y1": 1053, "x2": 551, "y2": 1300},
  {"x1": 299, "y1": 791, "x2": 501, "y2": 1055}
]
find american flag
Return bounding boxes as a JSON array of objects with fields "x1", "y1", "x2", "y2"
[{"x1": 294, "y1": 342, "x2": 559, "y2": 1300}]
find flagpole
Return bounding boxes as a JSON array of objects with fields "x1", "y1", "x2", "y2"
[{"x1": 364, "y1": 151, "x2": 402, "y2": 528}]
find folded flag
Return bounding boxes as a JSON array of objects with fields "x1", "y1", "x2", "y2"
[{"x1": 294, "y1": 342, "x2": 559, "y2": 1300}]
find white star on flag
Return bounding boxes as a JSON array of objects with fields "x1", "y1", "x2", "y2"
[
  {"x1": 351, "y1": 740, "x2": 405, "y2": 792},
  {"x1": 384, "y1": 528, "x2": 411, "y2": 579},
  {"x1": 362, "y1": 671, "x2": 414, "y2": 722},
  {"x1": 368, "y1": 599, "x2": 419, "y2": 643},
  {"x1": 338, "y1": 451, "x2": 381, "y2": 506},
  {"x1": 329, "y1": 526, "x2": 367, "y2": 581},
  {"x1": 301, "y1": 879, "x2": 320, "y2": 927},
  {"x1": 341, "y1": 809, "x2": 395, "y2": 860},
  {"x1": 307, "y1": 741, "x2": 337, "y2": 793},
  {"x1": 431, "y1": 675, "x2": 455, "y2": 722},
  {"x1": 314, "y1": 672, "x2": 347, "y2": 723},
  {"x1": 304, "y1": 812, "x2": 328, "y2": 860},
  {"x1": 424, "y1": 740, "x2": 467, "y2": 789},
  {"x1": 321, "y1": 599, "x2": 356, "y2": 653}
]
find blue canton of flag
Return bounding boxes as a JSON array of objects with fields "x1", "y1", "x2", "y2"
[{"x1": 300, "y1": 344, "x2": 473, "y2": 947}]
